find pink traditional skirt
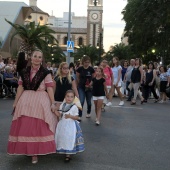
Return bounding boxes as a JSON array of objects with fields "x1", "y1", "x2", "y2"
[
  {"x1": 7, "y1": 90, "x2": 57, "y2": 156},
  {"x1": 7, "y1": 116, "x2": 56, "y2": 155}
]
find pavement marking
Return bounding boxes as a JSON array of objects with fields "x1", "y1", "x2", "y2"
[{"x1": 110, "y1": 106, "x2": 143, "y2": 110}]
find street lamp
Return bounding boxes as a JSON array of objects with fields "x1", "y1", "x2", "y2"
[{"x1": 152, "y1": 49, "x2": 155, "y2": 53}]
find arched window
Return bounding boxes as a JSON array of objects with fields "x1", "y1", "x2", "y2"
[
  {"x1": 64, "y1": 37, "x2": 68, "y2": 45},
  {"x1": 78, "y1": 37, "x2": 83, "y2": 46}
]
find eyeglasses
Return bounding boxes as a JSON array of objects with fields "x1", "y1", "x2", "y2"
[{"x1": 62, "y1": 67, "x2": 69, "y2": 70}]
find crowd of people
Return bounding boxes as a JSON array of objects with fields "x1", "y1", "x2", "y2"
[{"x1": 1, "y1": 51, "x2": 170, "y2": 164}]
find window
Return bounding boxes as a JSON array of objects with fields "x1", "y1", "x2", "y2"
[
  {"x1": 64, "y1": 37, "x2": 68, "y2": 45},
  {"x1": 28, "y1": 15, "x2": 32, "y2": 19},
  {"x1": 78, "y1": 37, "x2": 83, "y2": 45},
  {"x1": 40, "y1": 16, "x2": 43, "y2": 21}
]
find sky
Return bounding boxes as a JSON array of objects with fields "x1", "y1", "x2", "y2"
[{"x1": 3, "y1": 0, "x2": 127, "y2": 51}]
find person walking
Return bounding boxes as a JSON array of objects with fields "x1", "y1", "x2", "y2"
[
  {"x1": 55, "y1": 90, "x2": 85, "y2": 162},
  {"x1": 76, "y1": 55, "x2": 95, "y2": 120},
  {"x1": 101, "y1": 60, "x2": 113, "y2": 106},
  {"x1": 54, "y1": 62, "x2": 79, "y2": 115},
  {"x1": 159, "y1": 66, "x2": 169, "y2": 103},
  {"x1": 90, "y1": 67, "x2": 108, "y2": 125},
  {"x1": 7, "y1": 49, "x2": 58, "y2": 164},
  {"x1": 142, "y1": 62, "x2": 159, "y2": 102},
  {"x1": 110, "y1": 57, "x2": 124, "y2": 106},
  {"x1": 130, "y1": 58, "x2": 144, "y2": 105},
  {"x1": 124, "y1": 59, "x2": 135, "y2": 101},
  {"x1": 121, "y1": 60, "x2": 128, "y2": 97}
]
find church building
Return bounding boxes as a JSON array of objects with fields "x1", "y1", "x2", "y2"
[
  {"x1": 48, "y1": 0, "x2": 103, "y2": 50},
  {"x1": 0, "y1": 0, "x2": 103, "y2": 57}
]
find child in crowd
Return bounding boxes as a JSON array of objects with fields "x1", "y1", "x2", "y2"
[
  {"x1": 90, "y1": 67, "x2": 108, "y2": 125},
  {"x1": 55, "y1": 90, "x2": 85, "y2": 162}
]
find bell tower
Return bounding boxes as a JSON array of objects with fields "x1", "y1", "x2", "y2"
[
  {"x1": 29, "y1": 0, "x2": 37, "y2": 6},
  {"x1": 87, "y1": 0, "x2": 103, "y2": 46}
]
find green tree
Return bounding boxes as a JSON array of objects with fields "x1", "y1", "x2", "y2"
[
  {"x1": 46, "y1": 45, "x2": 66, "y2": 63},
  {"x1": 104, "y1": 43, "x2": 134, "y2": 62},
  {"x1": 73, "y1": 45, "x2": 103, "y2": 64},
  {"x1": 122, "y1": 0, "x2": 170, "y2": 64},
  {"x1": 5, "y1": 19, "x2": 58, "y2": 57}
]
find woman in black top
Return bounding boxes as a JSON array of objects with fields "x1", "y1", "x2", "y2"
[
  {"x1": 76, "y1": 55, "x2": 95, "y2": 119},
  {"x1": 131, "y1": 58, "x2": 144, "y2": 104},
  {"x1": 54, "y1": 62, "x2": 79, "y2": 114},
  {"x1": 142, "y1": 62, "x2": 159, "y2": 102}
]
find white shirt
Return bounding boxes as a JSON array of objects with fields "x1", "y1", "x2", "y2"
[
  {"x1": 112, "y1": 65, "x2": 122, "y2": 80},
  {"x1": 0, "y1": 62, "x2": 5, "y2": 71}
]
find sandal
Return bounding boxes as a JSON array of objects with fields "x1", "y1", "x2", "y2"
[
  {"x1": 65, "y1": 156, "x2": 71, "y2": 162},
  {"x1": 32, "y1": 156, "x2": 38, "y2": 164},
  {"x1": 131, "y1": 102, "x2": 136, "y2": 105}
]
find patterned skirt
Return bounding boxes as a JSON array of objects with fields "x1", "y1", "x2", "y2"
[{"x1": 57, "y1": 121, "x2": 85, "y2": 154}]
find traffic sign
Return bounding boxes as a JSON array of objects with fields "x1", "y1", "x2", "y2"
[{"x1": 67, "y1": 41, "x2": 74, "y2": 52}]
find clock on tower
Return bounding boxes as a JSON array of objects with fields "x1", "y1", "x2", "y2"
[{"x1": 87, "y1": 0, "x2": 103, "y2": 47}]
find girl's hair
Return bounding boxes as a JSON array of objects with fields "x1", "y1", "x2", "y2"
[
  {"x1": 148, "y1": 61, "x2": 155, "y2": 69},
  {"x1": 16, "y1": 52, "x2": 28, "y2": 74},
  {"x1": 69, "y1": 62, "x2": 75, "y2": 69},
  {"x1": 135, "y1": 58, "x2": 142, "y2": 66},
  {"x1": 81, "y1": 55, "x2": 91, "y2": 65},
  {"x1": 65, "y1": 90, "x2": 75, "y2": 97},
  {"x1": 57, "y1": 62, "x2": 72, "y2": 84},
  {"x1": 112, "y1": 57, "x2": 120, "y2": 67},
  {"x1": 159, "y1": 65, "x2": 167, "y2": 72},
  {"x1": 69, "y1": 62, "x2": 76, "y2": 74},
  {"x1": 97, "y1": 66, "x2": 105, "y2": 78}
]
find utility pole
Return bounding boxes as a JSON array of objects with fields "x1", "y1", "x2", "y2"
[
  {"x1": 98, "y1": 33, "x2": 102, "y2": 62},
  {"x1": 67, "y1": 0, "x2": 71, "y2": 64}
]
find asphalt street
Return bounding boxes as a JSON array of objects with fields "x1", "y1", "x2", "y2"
[{"x1": 0, "y1": 97, "x2": 170, "y2": 170}]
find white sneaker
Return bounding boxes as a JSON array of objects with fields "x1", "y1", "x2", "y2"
[
  {"x1": 158, "y1": 100, "x2": 164, "y2": 103},
  {"x1": 96, "y1": 121, "x2": 100, "y2": 125},
  {"x1": 78, "y1": 117, "x2": 82, "y2": 121},
  {"x1": 86, "y1": 114, "x2": 91, "y2": 118},
  {"x1": 106, "y1": 102, "x2": 112, "y2": 106},
  {"x1": 119, "y1": 101, "x2": 124, "y2": 106}
]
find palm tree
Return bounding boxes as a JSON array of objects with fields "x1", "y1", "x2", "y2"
[
  {"x1": 109, "y1": 43, "x2": 134, "y2": 61},
  {"x1": 73, "y1": 45, "x2": 101, "y2": 64},
  {"x1": 46, "y1": 45, "x2": 66, "y2": 63},
  {"x1": 5, "y1": 19, "x2": 58, "y2": 56}
]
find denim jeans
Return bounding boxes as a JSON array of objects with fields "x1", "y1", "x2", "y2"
[{"x1": 78, "y1": 87, "x2": 92, "y2": 117}]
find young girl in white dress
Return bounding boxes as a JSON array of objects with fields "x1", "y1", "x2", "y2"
[{"x1": 55, "y1": 90, "x2": 85, "y2": 162}]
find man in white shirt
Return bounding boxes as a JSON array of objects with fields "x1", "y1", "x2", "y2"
[{"x1": 124, "y1": 59, "x2": 135, "y2": 101}]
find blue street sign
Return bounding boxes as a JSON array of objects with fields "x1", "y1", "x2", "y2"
[{"x1": 67, "y1": 41, "x2": 74, "y2": 52}]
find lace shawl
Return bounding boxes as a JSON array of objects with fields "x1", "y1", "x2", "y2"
[{"x1": 20, "y1": 66, "x2": 50, "y2": 91}]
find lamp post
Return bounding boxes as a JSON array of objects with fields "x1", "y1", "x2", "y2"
[
  {"x1": 97, "y1": 33, "x2": 102, "y2": 62},
  {"x1": 67, "y1": 0, "x2": 72, "y2": 64}
]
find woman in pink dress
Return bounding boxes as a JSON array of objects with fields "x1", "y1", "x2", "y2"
[{"x1": 7, "y1": 50, "x2": 58, "y2": 164}]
